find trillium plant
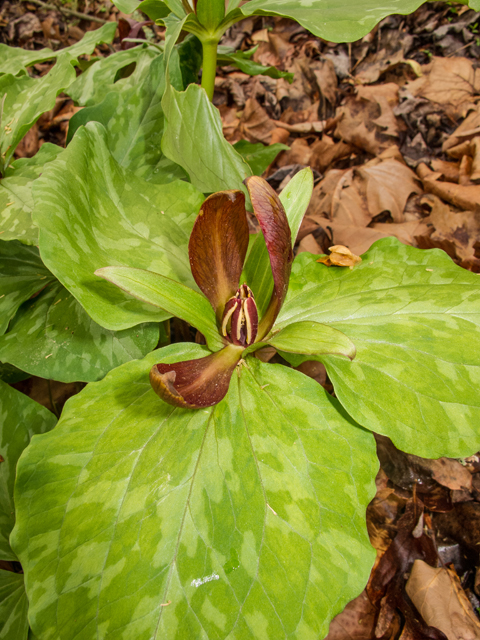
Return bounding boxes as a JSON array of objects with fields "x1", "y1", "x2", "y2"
[{"x1": 2, "y1": 0, "x2": 480, "y2": 638}]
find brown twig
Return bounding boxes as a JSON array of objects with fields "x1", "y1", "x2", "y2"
[{"x1": 21, "y1": 0, "x2": 109, "y2": 24}]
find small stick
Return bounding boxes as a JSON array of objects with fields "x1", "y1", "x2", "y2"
[{"x1": 21, "y1": 0, "x2": 109, "y2": 24}]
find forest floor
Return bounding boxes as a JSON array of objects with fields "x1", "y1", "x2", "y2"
[{"x1": 2, "y1": 0, "x2": 480, "y2": 637}]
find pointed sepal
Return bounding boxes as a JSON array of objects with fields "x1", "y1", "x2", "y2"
[
  {"x1": 150, "y1": 344, "x2": 243, "y2": 408},
  {"x1": 189, "y1": 191, "x2": 249, "y2": 320},
  {"x1": 269, "y1": 321, "x2": 356, "y2": 360}
]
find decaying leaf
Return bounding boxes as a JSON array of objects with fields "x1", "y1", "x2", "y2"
[
  {"x1": 406, "y1": 560, "x2": 480, "y2": 640},
  {"x1": 317, "y1": 244, "x2": 362, "y2": 269}
]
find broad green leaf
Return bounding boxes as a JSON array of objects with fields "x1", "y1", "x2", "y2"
[
  {"x1": 177, "y1": 34, "x2": 203, "y2": 87},
  {"x1": 0, "y1": 380, "x2": 56, "y2": 560},
  {"x1": 196, "y1": 0, "x2": 225, "y2": 31},
  {"x1": 218, "y1": 49, "x2": 294, "y2": 82},
  {"x1": 0, "y1": 56, "x2": 75, "y2": 171},
  {"x1": 0, "y1": 281, "x2": 159, "y2": 383},
  {"x1": 0, "y1": 362, "x2": 29, "y2": 384},
  {"x1": 278, "y1": 238, "x2": 480, "y2": 458},
  {"x1": 269, "y1": 321, "x2": 356, "y2": 359},
  {"x1": 96, "y1": 267, "x2": 223, "y2": 350},
  {"x1": 67, "y1": 53, "x2": 186, "y2": 184},
  {"x1": 469, "y1": 0, "x2": 480, "y2": 10},
  {"x1": 240, "y1": 0, "x2": 426, "y2": 43},
  {"x1": 0, "y1": 144, "x2": 63, "y2": 245},
  {"x1": 162, "y1": 82, "x2": 252, "y2": 195},
  {"x1": 33, "y1": 122, "x2": 203, "y2": 331},
  {"x1": 0, "y1": 240, "x2": 55, "y2": 336},
  {"x1": 0, "y1": 22, "x2": 117, "y2": 76},
  {"x1": 111, "y1": 0, "x2": 141, "y2": 13},
  {"x1": 0, "y1": 570, "x2": 29, "y2": 639},
  {"x1": 233, "y1": 140, "x2": 289, "y2": 176},
  {"x1": 243, "y1": 167, "x2": 313, "y2": 317},
  {"x1": 66, "y1": 46, "x2": 158, "y2": 107},
  {"x1": 138, "y1": 0, "x2": 171, "y2": 20},
  {"x1": 12, "y1": 345, "x2": 377, "y2": 640}
]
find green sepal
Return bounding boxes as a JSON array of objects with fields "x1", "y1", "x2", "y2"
[{"x1": 268, "y1": 321, "x2": 356, "y2": 360}]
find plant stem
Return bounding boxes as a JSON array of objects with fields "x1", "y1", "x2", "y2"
[{"x1": 201, "y1": 38, "x2": 219, "y2": 101}]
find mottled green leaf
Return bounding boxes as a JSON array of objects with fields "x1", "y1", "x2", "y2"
[
  {"x1": 66, "y1": 46, "x2": 158, "y2": 107},
  {"x1": 0, "y1": 22, "x2": 117, "y2": 76},
  {"x1": 218, "y1": 48, "x2": 294, "y2": 82},
  {"x1": 243, "y1": 168, "x2": 313, "y2": 318},
  {"x1": 240, "y1": 0, "x2": 426, "y2": 43},
  {"x1": 12, "y1": 345, "x2": 377, "y2": 640},
  {"x1": 0, "y1": 56, "x2": 75, "y2": 171},
  {"x1": 162, "y1": 82, "x2": 251, "y2": 195},
  {"x1": 0, "y1": 363, "x2": 29, "y2": 384},
  {"x1": 138, "y1": 0, "x2": 171, "y2": 20},
  {"x1": 96, "y1": 266, "x2": 223, "y2": 351},
  {"x1": 0, "y1": 144, "x2": 63, "y2": 245},
  {"x1": 269, "y1": 321, "x2": 356, "y2": 359},
  {"x1": 33, "y1": 122, "x2": 203, "y2": 331},
  {"x1": 0, "y1": 281, "x2": 159, "y2": 383},
  {"x1": 278, "y1": 238, "x2": 480, "y2": 458},
  {"x1": 67, "y1": 53, "x2": 185, "y2": 184},
  {"x1": 233, "y1": 140, "x2": 289, "y2": 177},
  {"x1": 0, "y1": 380, "x2": 56, "y2": 560},
  {"x1": 0, "y1": 240, "x2": 55, "y2": 336},
  {"x1": 0, "y1": 570, "x2": 28, "y2": 639}
]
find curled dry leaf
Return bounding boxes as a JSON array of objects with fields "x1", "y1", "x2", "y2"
[
  {"x1": 443, "y1": 105, "x2": 480, "y2": 155},
  {"x1": 417, "y1": 163, "x2": 480, "y2": 210},
  {"x1": 317, "y1": 245, "x2": 362, "y2": 269},
  {"x1": 406, "y1": 560, "x2": 480, "y2": 640}
]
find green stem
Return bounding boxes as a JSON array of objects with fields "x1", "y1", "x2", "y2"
[{"x1": 201, "y1": 38, "x2": 219, "y2": 101}]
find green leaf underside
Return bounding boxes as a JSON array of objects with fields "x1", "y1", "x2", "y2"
[
  {"x1": 67, "y1": 53, "x2": 185, "y2": 185},
  {"x1": 66, "y1": 47, "x2": 158, "y2": 108},
  {"x1": 0, "y1": 144, "x2": 63, "y2": 245},
  {"x1": 239, "y1": 0, "x2": 426, "y2": 42},
  {"x1": 0, "y1": 240, "x2": 55, "y2": 336},
  {"x1": 0, "y1": 281, "x2": 159, "y2": 383},
  {"x1": 0, "y1": 381, "x2": 56, "y2": 561},
  {"x1": 233, "y1": 141, "x2": 289, "y2": 177},
  {"x1": 278, "y1": 238, "x2": 480, "y2": 458},
  {"x1": 0, "y1": 56, "x2": 76, "y2": 169},
  {"x1": 0, "y1": 23, "x2": 117, "y2": 76},
  {"x1": 243, "y1": 168, "x2": 313, "y2": 319},
  {"x1": 0, "y1": 570, "x2": 29, "y2": 640},
  {"x1": 32, "y1": 123, "x2": 204, "y2": 332},
  {"x1": 95, "y1": 267, "x2": 223, "y2": 351},
  {"x1": 162, "y1": 82, "x2": 252, "y2": 195},
  {"x1": 12, "y1": 345, "x2": 377, "y2": 640},
  {"x1": 218, "y1": 51, "x2": 294, "y2": 82},
  {"x1": 269, "y1": 321, "x2": 356, "y2": 360}
]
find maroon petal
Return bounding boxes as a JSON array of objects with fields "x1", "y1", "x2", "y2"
[
  {"x1": 149, "y1": 345, "x2": 243, "y2": 409},
  {"x1": 245, "y1": 176, "x2": 293, "y2": 339},
  {"x1": 189, "y1": 191, "x2": 249, "y2": 320}
]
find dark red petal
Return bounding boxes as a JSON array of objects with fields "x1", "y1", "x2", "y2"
[
  {"x1": 189, "y1": 191, "x2": 249, "y2": 320},
  {"x1": 149, "y1": 345, "x2": 243, "y2": 408},
  {"x1": 244, "y1": 176, "x2": 293, "y2": 338}
]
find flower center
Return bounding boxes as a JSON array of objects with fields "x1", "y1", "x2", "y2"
[{"x1": 221, "y1": 284, "x2": 258, "y2": 346}]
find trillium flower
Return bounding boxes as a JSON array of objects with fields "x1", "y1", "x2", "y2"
[
  {"x1": 151, "y1": 176, "x2": 293, "y2": 409},
  {"x1": 96, "y1": 176, "x2": 356, "y2": 409}
]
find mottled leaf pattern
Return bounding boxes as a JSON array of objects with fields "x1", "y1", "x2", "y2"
[
  {"x1": 0, "y1": 281, "x2": 159, "y2": 383},
  {"x1": 0, "y1": 570, "x2": 29, "y2": 639},
  {"x1": 0, "y1": 240, "x2": 55, "y2": 336},
  {"x1": 0, "y1": 144, "x2": 63, "y2": 245},
  {"x1": 240, "y1": 0, "x2": 426, "y2": 42},
  {"x1": 0, "y1": 380, "x2": 56, "y2": 561},
  {"x1": 67, "y1": 53, "x2": 185, "y2": 184},
  {"x1": 0, "y1": 23, "x2": 117, "y2": 76},
  {"x1": 66, "y1": 46, "x2": 158, "y2": 107},
  {"x1": 278, "y1": 238, "x2": 480, "y2": 458},
  {"x1": 12, "y1": 346, "x2": 377, "y2": 640},
  {"x1": 32, "y1": 123, "x2": 204, "y2": 331},
  {"x1": 162, "y1": 82, "x2": 251, "y2": 195},
  {"x1": 0, "y1": 56, "x2": 76, "y2": 170}
]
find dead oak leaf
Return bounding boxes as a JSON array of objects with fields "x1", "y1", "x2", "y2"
[
  {"x1": 406, "y1": 560, "x2": 480, "y2": 640},
  {"x1": 317, "y1": 245, "x2": 362, "y2": 269}
]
